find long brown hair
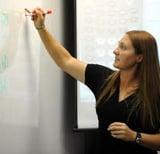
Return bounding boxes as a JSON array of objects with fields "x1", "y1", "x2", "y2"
[{"x1": 97, "y1": 30, "x2": 160, "y2": 129}]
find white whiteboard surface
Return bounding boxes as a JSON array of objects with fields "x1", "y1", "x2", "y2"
[
  {"x1": 76, "y1": 0, "x2": 160, "y2": 129},
  {"x1": 0, "y1": 0, "x2": 43, "y2": 126}
]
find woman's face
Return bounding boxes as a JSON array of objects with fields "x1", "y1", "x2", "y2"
[{"x1": 113, "y1": 34, "x2": 142, "y2": 70}]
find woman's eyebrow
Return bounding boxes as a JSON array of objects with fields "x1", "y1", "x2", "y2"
[
  {"x1": 118, "y1": 41, "x2": 124, "y2": 45},
  {"x1": 119, "y1": 41, "x2": 128, "y2": 46}
]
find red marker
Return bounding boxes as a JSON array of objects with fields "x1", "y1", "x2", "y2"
[{"x1": 24, "y1": 8, "x2": 52, "y2": 16}]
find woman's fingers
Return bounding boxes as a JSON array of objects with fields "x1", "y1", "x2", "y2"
[
  {"x1": 108, "y1": 122, "x2": 126, "y2": 131},
  {"x1": 30, "y1": 7, "x2": 46, "y2": 29},
  {"x1": 107, "y1": 122, "x2": 136, "y2": 141}
]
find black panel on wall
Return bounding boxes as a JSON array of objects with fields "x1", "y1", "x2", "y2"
[
  {"x1": 63, "y1": 0, "x2": 77, "y2": 129},
  {"x1": 62, "y1": 1, "x2": 84, "y2": 154},
  {"x1": 63, "y1": 1, "x2": 98, "y2": 154}
]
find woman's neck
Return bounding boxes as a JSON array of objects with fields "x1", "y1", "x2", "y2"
[
  {"x1": 120, "y1": 69, "x2": 138, "y2": 88},
  {"x1": 119, "y1": 69, "x2": 139, "y2": 102}
]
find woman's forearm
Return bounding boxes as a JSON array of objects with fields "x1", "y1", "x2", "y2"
[
  {"x1": 140, "y1": 133, "x2": 160, "y2": 150},
  {"x1": 107, "y1": 122, "x2": 160, "y2": 150},
  {"x1": 37, "y1": 28, "x2": 72, "y2": 69}
]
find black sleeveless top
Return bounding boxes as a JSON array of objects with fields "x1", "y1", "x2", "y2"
[{"x1": 85, "y1": 64, "x2": 158, "y2": 154}]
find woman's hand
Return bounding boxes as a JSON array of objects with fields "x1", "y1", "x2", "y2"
[
  {"x1": 107, "y1": 122, "x2": 136, "y2": 142},
  {"x1": 31, "y1": 7, "x2": 46, "y2": 30}
]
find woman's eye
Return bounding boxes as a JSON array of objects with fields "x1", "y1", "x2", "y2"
[{"x1": 119, "y1": 44, "x2": 127, "y2": 50}]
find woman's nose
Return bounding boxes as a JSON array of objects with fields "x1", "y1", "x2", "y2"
[{"x1": 113, "y1": 48, "x2": 119, "y2": 55}]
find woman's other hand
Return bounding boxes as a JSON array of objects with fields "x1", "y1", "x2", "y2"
[{"x1": 107, "y1": 122, "x2": 136, "y2": 142}]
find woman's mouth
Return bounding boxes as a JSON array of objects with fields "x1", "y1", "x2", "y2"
[{"x1": 115, "y1": 57, "x2": 120, "y2": 61}]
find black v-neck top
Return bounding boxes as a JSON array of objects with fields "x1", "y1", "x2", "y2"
[{"x1": 85, "y1": 64, "x2": 158, "y2": 154}]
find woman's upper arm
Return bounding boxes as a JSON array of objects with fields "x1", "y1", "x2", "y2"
[{"x1": 63, "y1": 57, "x2": 87, "y2": 83}]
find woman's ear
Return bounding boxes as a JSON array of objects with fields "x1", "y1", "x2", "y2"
[{"x1": 137, "y1": 54, "x2": 143, "y2": 63}]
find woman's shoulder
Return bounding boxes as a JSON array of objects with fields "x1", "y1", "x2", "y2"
[
  {"x1": 85, "y1": 64, "x2": 115, "y2": 97},
  {"x1": 86, "y1": 63, "x2": 114, "y2": 76}
]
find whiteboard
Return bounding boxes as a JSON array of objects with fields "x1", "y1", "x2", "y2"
[
  {"x1": 0, "y1": 0, "x2": 43, "y2": 126},
  {"x1": 76, "y1": 0, "x2": 160, "y2": 129}
]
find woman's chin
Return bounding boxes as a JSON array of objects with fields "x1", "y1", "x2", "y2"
[{"x1": 113, "y1": 63, "x2": 119, "y2": 69}]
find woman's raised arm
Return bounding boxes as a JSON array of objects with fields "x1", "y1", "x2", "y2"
[{"x1": 31, "y1": 7, "x2": 87, "y2": 83}]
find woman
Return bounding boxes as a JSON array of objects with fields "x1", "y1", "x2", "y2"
[{"x1": 31, "y1": 7, "x2": 160, "y2": 154}]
